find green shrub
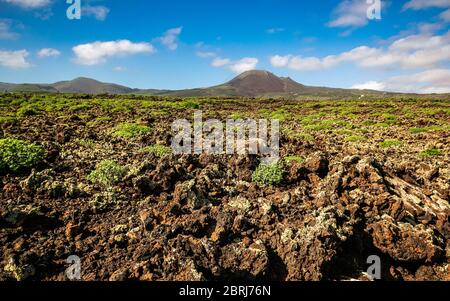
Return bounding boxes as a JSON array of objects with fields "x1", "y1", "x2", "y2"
[
  {"x1": 304, "y1": 120, "x2": 348, "y2": 131},
  {"x1": 270, "y1": 109, "x2": 289, "y2": 121},
  {"x1": 299, "y1": 113, "x2": 325, "y2": 125},
  {"x1": 284, "y1": 156, "x2": 305, "y2": 163},
  {"x1": 90, "y1": 189, "x2": 119, "y2": 212},
  {"x1": 68, "y1": 103, "x2": 92, "y2": 112},
  {"x1": 304, "y1": 123, "x2": 333, "y2": 131},
  {"x1": 373, "y1": 122, "x2": 390, "y2": 128},
  {"x1": 0, "y1": 116, "x2": 18, "y2": 125},
  {"x1": 382, "y1": 113, "x2": 398, "y2": 125},
  {"x1": 420, "y1": 148, "x2": 442, "y2": 157},
  {"x1": 112, "y1": 123, "x2": 151, "y2": 138},
  {"x1": 175, "y1": 100, "x2": 201, "y2": 109},
  {"x1": 87, "y1": 160, "x2": 126, "y2": 187},
  {"x1": 409, "y1": 126, "x2": 450, "y2": 133},
  {"x1": 0, "y1": 138, "x2": 45, "y2": 173},
  {"x1": 363, "y1": 120, "x2": 376, "y2": 126},
  {"x1": 16, "y1": 105, "x2": 41, "y2": 117},
  {"x1": 87, "y1": 116, "x2": 112, "y2": 126},
  {"x1": 252, "y1": 161, "x2": 285, "y2": 186},
  {"x1": 409, "y1": 127, "x2": 428, "y2": 134},
  {"x1": 345, "y1": 135, "x2": 367, "y2": 142},
  {"x1": 143, "y1": 144, "x2": 172, "y2": 157},
  {"x1": 292, "y1": 132, "x2": 314, "y2": 142},
  {"x1": 335, "y1": 129, "x2": 354, "y2": 135},
  {"x1": 380, "y1": 139, "x2": 403, "y2": 148},
  {"x1": 148, "y1": 110, "x2": 170, "y2": 118}
]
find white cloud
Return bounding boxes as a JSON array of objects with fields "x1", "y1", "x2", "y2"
[
  {"x1": 271, "y1": 46, "x2": 379, "y2": 71},
  {"x1": 157, "y1": 27, "x2": 182, "y2": 50},
  {"x1": 211, "y1": 57, "x2": 258, "y2": 73},
  {"x1": 270, "y1": 55, "x2": 292, "y2": 67},
  {"x1": 0, "y1": 50, "x2": 31, "y2": 69},
  {"x1": 37, "y1": 48, "x2": 60, "y2": 58},
  {"x1": 229, "y1": 58, "x2": 259, "y2": 73},
  {"x1": 271, "y1": 31, "x2": 450, "y2": 71},
  {"x1": 440, "y1": 8, "x2": 450, "y2": 21},
  {"x1": 2, "y1": 0, "x2": 51, "y2": 9},
  {"x1": 199, "y1": 49, "x2": 258, "y2": 73},
  {"x1": 211, "y1": 57, "x2": 231, "y2": 67},
  {"x1": 403, "y1": 0, "x2": 450, "y2": 10},
  {"x1": 351, "y1": 81, "x2": 386, "y2": 90},
  {"x1": 352, "y1": 69, "x2": 450, "y2": 93},
  {"x1": 82, "y1": 5, "x2": 110, "y2": 21},
  {"x1": 72, "y1": 40, "x2": 155, "y2": 65},
  {"x1": 196, "y1": 51, "x2": 216, "y2": 58},
  {"x1": 327, "y1": 0, "x2": 371, "y2": 28},
  {"x1": 0, "y1": 20, "x2": 18, "y2": 40},
  {"x1": 418, "y1": 22, "x2": 444, "y2": 33}
]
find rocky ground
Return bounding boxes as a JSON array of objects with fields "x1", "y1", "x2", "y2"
[{"x1": 0, "y1": 94, "x2": 449, "y2": 281}]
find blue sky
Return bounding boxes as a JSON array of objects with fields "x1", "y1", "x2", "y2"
[{"x1": 0, "y1": 0, "x2": 449, "y2": 93}]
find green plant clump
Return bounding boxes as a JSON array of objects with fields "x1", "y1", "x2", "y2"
[
  {"x1": 345, "y1": 135, "x2": 367, "y2": 142},
  {"x1": 420, "y1": 148, "x2": 443, "y2": 157},
  {"x1": 409, "y1": 127, "x2": 429, "y2": 134},
  {"x1": 293, "y1": 132, "x2": 315, "y2": 142},
  {"x1": 380, "y1": 139, "x2": 403, "y2": 148},
  {"x1": 175, "y1": 100, "x2": 201, "y2": 109},
  {"x1": 284, "y1": 156, "x2": 305, "y2": 163},
  {"x1": 87, "y1": 160, "x2": 126, "y2": 187},
  {"x1": 143, "y1": 144, "x2": 172, "y2": 157},
  {"x1": 0, "y1": 116, "x2": 18, "y2": 125},
  {"x1": 252, "y1": 161, "x2": 285, "y2": 186},
  {"x1": 112, "y1": 123, "x2": 151, "y2": 138},
  {"x1": 0, "y1": 138, "x2": 45, "y2": 173},
  {"x1": 16, "y1": 105, "x2": 41, "y2": 117}
]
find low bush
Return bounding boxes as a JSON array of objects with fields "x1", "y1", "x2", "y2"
[
  {"x1": 87, "y1": 160, "x2": 126, "y2": 187},
  {"x1": 16, "y1": 105, "x2": 41, "y2": 117},
  {"x1": 284, "y1": 156, "x2": 305, "y2": 163},
  {"x1": 345, "y1": 135, "x2": 367, "y2": 142},
  {"x1": 420, "y1": 148, "x2": 442, "y2": 157},
  {"x1": 112, "y1": 123, "x2": 151, "y2": 138},
  {"x1": 380, "y1": 139, "x2": 403, "y2": 148},
  {"x1": 143, "y1": 144, "x2": 172, "y2": 157},
  {"x1": 0, "y1": 138, "x2": 45, "y2": 173},
  {"x1": 252, "y1": 161, "x2": 285, "y2": 186}
]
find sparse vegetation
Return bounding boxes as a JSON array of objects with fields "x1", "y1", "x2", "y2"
[
  {"x1": 284, "y1": 156, "x2": 305, "y2": 163},
  {"x1": 143, "y1": 144, "x2": 172, "y2": 157},
  {"x1": 0, "y1": 116, "x2": 17, "y2": 125},
  {"x1": 345, "y1": 135, "x2": 367, "y2": 142},
  {"x1": 87, "y1": 160, "x2": 127, "y2": 187},
  {"x1": 16, "y1": 105, "x2": 41, "y2": 117},
  {"x1": 420, "y1": 148, "x2": 443, "y2": 157},
  {"x1": 380, "y1": 139, "x2": 403, "y2": 148},
  {"x1": 112, "y1": 123, "x2": 151, "y2": 138},
  {"x1": 409, "y1": 127, "x2": 429, "y2": 134},
  {"x1": 0, "y1": 138, "x2": 45, "y2": 173},
  {"x1": 252, "y1": 161, "x2": 285, "y2": 186}
]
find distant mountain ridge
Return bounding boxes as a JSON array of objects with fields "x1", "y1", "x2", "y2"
[
  {"x1": 52, "y1": 77, "x2": 133, "y2": 94},
  {"x1": 0, "y1": 70, "x2": 431, "y2": 97}
]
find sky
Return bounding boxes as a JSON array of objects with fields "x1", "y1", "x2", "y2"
[{"x1": 0, "y1": 0, "x2": 449, "y2": 93}]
